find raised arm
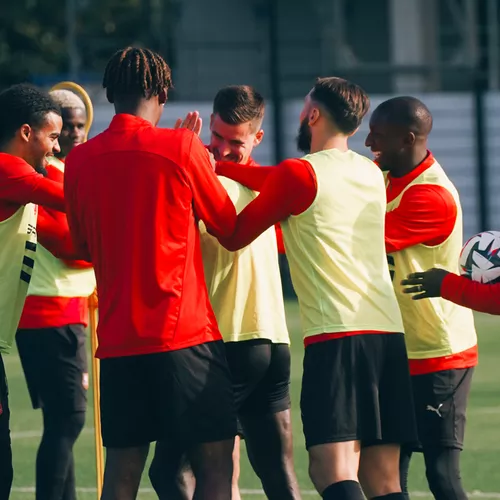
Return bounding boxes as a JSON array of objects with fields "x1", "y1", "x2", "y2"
[{"x1": 217, "y1": 158, "x2": 317, "y2": 251}]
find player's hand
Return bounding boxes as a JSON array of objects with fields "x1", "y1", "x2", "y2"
[
  {"x1": 174, "y1": 111, "x2": 202, "y2": 135},
  {"x1": 401, "y1": 268, "x2": 450, "y2": 300}
]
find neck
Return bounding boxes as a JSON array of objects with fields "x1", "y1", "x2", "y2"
[
  {"x1": 390, "y1": 148, "x2": 428, "y2": 178},
  {"x1": 1, "y1": 142, "x2": 25, "y2": 161},
  {"x1": 114, "y1": 100, "x2": 159, "y2": 126},
  {"x1": 310, "y1": 131, "x2": 349, "y2": 154}
]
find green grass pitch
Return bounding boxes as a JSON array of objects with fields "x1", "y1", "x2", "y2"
[{"x1": 6, "y1": 301, "x2": 500, "y2": 499}]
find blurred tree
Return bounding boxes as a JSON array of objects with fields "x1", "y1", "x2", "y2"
[
  {"x1": 0, "y1": 0, "x2": 179, "y2": 87},
  {"x1": 0, "y1": 0, "x2": 67, "y2": 86}
]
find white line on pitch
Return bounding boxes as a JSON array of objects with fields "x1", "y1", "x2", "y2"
[{"x1": 9, "y1": 488, "x2": 500, "y2": 497}]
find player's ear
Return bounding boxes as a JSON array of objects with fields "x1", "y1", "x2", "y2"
[
  {"x1": 159, "y1": 88, "x2": 168, "y2": 105},
  {"x1": 404, "y1": 131, "x2": 416, "y2": 147},
  {"x1": 254, "y1": 129, "x2": 264, "y2": 146},
  {"x1": 209, "y1": 113, "x2": 215, "y2": 129},
  {"x1": 19, "y1": 124, "x2": 31, "y2": 143},
  {"x1": 309, "y1": 107, "x2": 320, "y2": 126}
]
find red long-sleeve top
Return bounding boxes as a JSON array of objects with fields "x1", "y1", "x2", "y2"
[
  {"x1": 0, "y1": 153, "x2": 65, "y2": 222},
  {"x1": 18, "y1": 163, "x2": 92, "y2": 330},
  {"x1": 441, "y1": 273, "x2": 500, "y2": 315},
  {"x1": 65, "y1": 114, "x2": 237, "y2": 359},
  {"x1": 385, "y1": 153, "x2": 457, "y2": 252}
]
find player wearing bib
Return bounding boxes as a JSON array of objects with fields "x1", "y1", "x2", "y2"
[
  {"x1": 150, "y1": 86, "x2": 300, "y2": 500},
  {"x1": 0, "y1": 84, "x2": 64, "y2": 500},
  {"x1": 64, "y1": 48, "x2": 238, "y2": 500},
  {"x1": 215, "y1": 78, "x2": 416, "y2": 500},
  {"x1": 16, "y1": 89, "x2": 95, "y2": 500},
  {"x1": 366, "y1": 97, "x2": 477, "y2": 500},
  {"x1": 403, "y1": 267, "x2": 500, "y2": 314}
]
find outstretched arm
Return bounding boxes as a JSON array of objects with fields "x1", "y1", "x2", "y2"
[
  {"x1": 217, "y1": 158, "x2": 317, "y2": 251},
  {"x1": 216, "y1": 162, "x2": 276, "y2": 191},
  {"x1": 442, "y1": 273, "x2": 500, "y2": 314},
  {"x1": 402, "y1": 268, "x2": 500, "y2": 315}
]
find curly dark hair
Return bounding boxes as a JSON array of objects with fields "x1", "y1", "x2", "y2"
[
  {"x1": 103, "y1": 47, "x2": 173, "y2": 103},
  {"x1": 0, "y1": 84, "x2": 61, "y2": 147}
]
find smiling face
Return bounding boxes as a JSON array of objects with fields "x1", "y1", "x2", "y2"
[
  {"x1": 365, "y1": 113, "x2": 410, "y2": 171},
  {"x1": 22, "y1": 111, "x2": 62, "y2": 172},
  {"x1": 58, "y1": 107, "x2": 87, "y2": 158},
  {"x1": 209, "y1": 113, "x2": 264, "y2": 164}
]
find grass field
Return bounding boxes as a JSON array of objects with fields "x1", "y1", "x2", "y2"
[{"x1": 6, "y1": 301, "x2": 500, "y2": 499}]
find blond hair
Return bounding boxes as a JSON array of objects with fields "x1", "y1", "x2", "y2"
[{"x1": 49, "y1": 89, "x2": 85, "y2": 111}]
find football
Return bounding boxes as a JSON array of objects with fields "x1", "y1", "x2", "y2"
[{"x1": 459, "y1": 230, "x2": 500, "y2": 283}]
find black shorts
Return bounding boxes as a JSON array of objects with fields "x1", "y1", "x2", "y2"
[
  {"x1": 0, "y1": 353, "x2": 13, "y2": 499},
  {"x1": 225, "y1": 339, "x2": 291, "y2": 416},
  {"x1": 16, "y1": 325, "x2": 88, "y2": 412},
  {"x1": 301, "y1": 333, "x2": 418, "y2": 450},
  {"x1": 100, "y1": 340, "x2": 237, "y2": 448},
  {"x1": 0, "y1": 353, "x2": 10, "y2": 444},
  {"x1": 407, "y1": 367, "x2": 474, "y2": 451}
]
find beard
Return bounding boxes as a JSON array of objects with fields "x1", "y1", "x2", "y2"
[
  {"x1": 34, "y1": 163, "x2": 48, "y2": 177},
  {"x1": 296, "y1": 118, "x2": 312, "y2": 154}
]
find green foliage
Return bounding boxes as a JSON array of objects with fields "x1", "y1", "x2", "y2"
[{"x1": 0, "y1": 0, "x2": 175, "y2": 86}]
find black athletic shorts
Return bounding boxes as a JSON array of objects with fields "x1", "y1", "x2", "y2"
[
  {"x1": 301, "y1": 333, "x2": 418, "y2": 450},
  {"x1": 0, "y1": 353, "x2": 11, "y2": 445},
  {"x1": 225, "y1": 339, "x2": 291, "y2": 416},
  {"x1": 0, "y1": 354, "x2": 13, "y2": 500},
  {"x1": 16, "y1": 325, "x2": 88, "y2": 412},
  {"x1": 100, "y1": 340, "x2": 237, "y2": 448},
  {"x1": 406, "y1": 367, "x2": 474, "y2": 451}
]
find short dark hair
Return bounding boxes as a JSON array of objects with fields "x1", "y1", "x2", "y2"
[
  {"x1": 0, "y1": 84, "x2": 61, "y2": 147},
  {"x1": 372, "y1": 96, "x2": 433, "y2": 136},
  {"x1": 102, "y1": 47, "x2": 173, "y2": 103},
  {"x1": 310, "y1": 77, "x2": 370, "y2": 134},
  {"x1": 213, "y1": 85, "x2": 265, "y2": 129}
]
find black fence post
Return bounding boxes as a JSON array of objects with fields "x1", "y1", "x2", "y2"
[
  {"x1": 268, "y1": 0, "x2": 284, "y2": 165},
  {"x1": 474, "y1": 0, "x2": 490, "y2": 232}
]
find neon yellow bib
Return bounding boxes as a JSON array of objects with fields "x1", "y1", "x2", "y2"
[
  {"x1": 200, "y1": 176, "x2": 289, "y2": 343},
  {"x1": 0, "y1": 204, "x2": 37, "y2": 353},
  {"x1": 27, "y1": 158, "x2": 96, "y2": 299},
  {"x1": 281, "y1": 149, "x2": 404, "y2": 338},
  {"x1": 387, "y1": 159, "x2": 476, "y2": 359}
]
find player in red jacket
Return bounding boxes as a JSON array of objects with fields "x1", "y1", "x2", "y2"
[{"x1": 64, "y1": 47, "x2": 237, "y2": 500}]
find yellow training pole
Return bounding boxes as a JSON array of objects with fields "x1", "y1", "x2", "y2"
[
  {"x1": 88, "y1": 292, "x2": 104, "y2": 498},
  {"x1": 49, "y1": 82, "x2": 103, "y2": 497}
]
